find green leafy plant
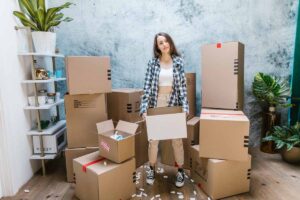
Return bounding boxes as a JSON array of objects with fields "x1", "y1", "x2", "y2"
[
  {"x1": 263, "y1": 122, "x2": 300, "y2": 151},
  {"x1": 13, "y1": 0, "x2": 73, "y2": 31},
  {"x1": 252, "y1": 72, "x2": 292, "y2": 108}
]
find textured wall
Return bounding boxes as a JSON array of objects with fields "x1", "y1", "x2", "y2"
[{"x1": 51, "y1": 0, "x2": 299, "y2": 146}]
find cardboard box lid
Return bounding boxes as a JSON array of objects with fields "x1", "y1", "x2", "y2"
[
  {"x1": 112, "y1": 88, "x2": 143, "y2": 93},
  {"x1": 187, "y1": 117, "x2": 200, "y2": 126},
  {"x1": 74, "y1": 151, "x2": 122, "y2": 175},
  {"x1": 200, "y1": 109, "x2": 249, "y2": 122},
  {"x1": 96, "y1": 119, "x2": 138, "y2": 135},
  {"x1": 147, "y1": 106, "x2": 182, "y2": 116}
]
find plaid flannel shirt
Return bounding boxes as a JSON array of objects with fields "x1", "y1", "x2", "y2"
[{"x1": 140, "y1": 55, "x2": 189, "y2": 115}]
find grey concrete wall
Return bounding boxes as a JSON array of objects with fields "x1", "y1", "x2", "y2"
[{"x1": 51, "y1": 0, "x2": 299, "y2": 146}]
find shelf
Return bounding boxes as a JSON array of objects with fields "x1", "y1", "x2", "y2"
[
  {"x1": 27, "y1": 120, "x2": 66, "y2": 135},
  {"x1": 21, "y1": 78, "x2": 66, "y2": 84},
  {"x1": 24, "y1": 99, "x2": 64, "y2": 110},
  {"x1": 18, "y1": 52, "x2": 64, "y2": 58},
  {"x1": 30, "y1": 154, "x2": 57, "y2": 160}
]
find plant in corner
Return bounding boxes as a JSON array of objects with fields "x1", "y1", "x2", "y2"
[
  {"x1": 263, "y1": 122, "x2": 300, "y2": 164},
  {"x1": 252, "y1": 72, "x2": 292, "y2": 154},
  {"x1": 13, "y1": 0, "x2": 73, "y2": 53}
]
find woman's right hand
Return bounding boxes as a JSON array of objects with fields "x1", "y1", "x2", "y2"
[{"x1": 142, "y1": 113, "x2": 147, "y2": 120}]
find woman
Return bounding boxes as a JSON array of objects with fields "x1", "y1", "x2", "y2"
[{"x1": 140, "y1": 32, "x2": 189, "y2": 187}]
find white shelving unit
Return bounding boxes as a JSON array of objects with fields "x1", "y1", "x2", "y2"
[{"x1": 19, "y1": 51, "x2": 66, "y2": 176}]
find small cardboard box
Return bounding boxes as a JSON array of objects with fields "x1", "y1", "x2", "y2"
[
  {"x1": 201, "y1": 42, "x2": 244, "y2": 110},
  {"x1": 73, "y1": 151, "x2": 136, "y2": 200},
  {"x1": 96, "y1": 120, "x2": 138, "y2": 163},
  {"x1": 161, "y1": 117, "x2": 200, "y2": 169},
  {"x1": 199, "y1": 109, "x2": 249, "y2": 161},
  {"x1": 107, "y1": 88, "x2": 143, "y2": 122},
  {"x1": 66, "y1": 56, "x2": 112, "y2": 94},
  {"x1": 146, "y1": 107, "x2": 187, "y2": 140},
  {"x1": 185, "y1": 73, "x2": 196, "y2": 118},
  {"x1": 33, "y1": 127, "x2": 66, "y2": 154},
  {"x1": 65, "y1": 147, "x2": 99, "y2": 182},
  {"x1": 113, "y1": 120, "x2": 149, "y2": 167},
  {"x1": 190, "y1": 145, "x2": 251, "y2": 199},
  {"x1": 65, "y1": 94, "x2": 107, "y2": 148}
]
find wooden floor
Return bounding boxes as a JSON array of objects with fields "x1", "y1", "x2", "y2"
[{"x1": 1, "y1": 148, "x2": 300, "y2": 200}]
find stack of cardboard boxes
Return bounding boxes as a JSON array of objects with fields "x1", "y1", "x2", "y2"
[
  {"x1": 64, "y1": 56, "x2": 111, "y2": 182},
  {"x1": 64, "y1": 56, "x2": 139, "y2": 200},
  {"x1": 190, "y1": 42, "x2": 252, "y2": 199}
]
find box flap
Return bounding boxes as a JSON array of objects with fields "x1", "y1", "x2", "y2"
[
  {"x1": 147, "y1": 106, "x2": 182, "y2": 116},
  {"x1": 187, "y1": 117, "x2": 200, "y2": 126},
  {"x1": 112, "y1": 88, "x2": 143, "y2": 93},
  {"x1": 96, "y1": 120, "x2": 114, "y2": 134},
  {"x1": 200, "y1": 109, "x2": 248, "y2": 122},
  {"x1": 116, "y1": 120, "x2": 138, "y2": 135}
]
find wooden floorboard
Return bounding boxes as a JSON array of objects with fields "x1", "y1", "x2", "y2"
[{"x1": 1, "y1": 148, "x2": 300, "y2": 200}]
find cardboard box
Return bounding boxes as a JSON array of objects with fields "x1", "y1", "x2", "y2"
[
  {"x1": 190, "y1": 145, "x2": 251, "y2": 199},
  {"x1": 107, "y1": 88, "x2": 143, "y2": 122},
  {"x1": 199, "y1": 109, "x2": 249, "y2": 161},
  {"x1": 96, "y1": 120, "x2": 138, "y2": 163},
  {"x1": 65, "y1": 147, "x2": 98, "y2": 182},
  {"x1": 65, "y1": 94, "x2": 107, "y2": 148},
  {"x1": 161, "y1": 117, "x2": 200, "y2": 169},
  {"x1": 201, "y1": 42, "x2": 244, "y2": 110},
  {"x1": 185, "y1": 73, "x2": 196, "y2": 118},
  {"x1": 135, "y1": 120, "x2": 149, "y2": 167},
  {"x1": 146, "y1": 107, "x2": 187, "y2": 140},
  {"x1": 113, "y1": 120, "x2": 149, "y2": 168},
  {"x1": 66, "y1": 56, "x2": 112, "y2": 94},
  {"x1": 74, "y1": 151, "x2": 136, "y2": 200},
  {"x1": 33, "y1": 127, "x2": 66, "y2": 154}
]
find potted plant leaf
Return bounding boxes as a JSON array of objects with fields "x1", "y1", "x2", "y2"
[
  {"x1": 13, "y1": 0, "x2": 73, "y2": 53},
  {"x1": 252, "y1": 72, "x2": 292, "y2": 154},
  {"x1": 263, "y1": 122, "x2": 300, "y2": 164}
]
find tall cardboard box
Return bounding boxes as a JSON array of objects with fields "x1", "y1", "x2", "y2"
[
  {"x1": 96, "y1": 120, "x2": 138, "y2": 163},
  {"x1": 161, "y1": 117, "x2": 200, "y2": 169},
  {"x1": 135, "y1": 120, "x2": 149, "y2": 167},
  {"x1": 107, "y1": 88, "x2": 143, "y2": 122},
  {"x1": 190, "y1": 145, "x2": 251, "y2": 199},
  {"x1": 73, "y1": 151, "x2": 136, "y2": 200},
  {"x1": 65, "y1": 94, "x2": 107, "y2": 148},
  {"x1": 185, "y1": 73, "x2": 196, "y2": 118},
  {"x1": 201, "y1": 42, "x2": 244, "y2": 110},
  {"x1": 199, "y1": 109, "x2": 249, "y2": 161},
  {"x1": 146, "y1": 107, "x2": 187, "y2": 140},
  {"x1": 66, "y1": 56, "x2": 112, "y2": 94},
  {"x1": 65, "y1": 147, "x2": 98, "y2": 182}
]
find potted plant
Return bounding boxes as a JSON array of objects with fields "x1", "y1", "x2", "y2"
[
  {"x1": 263, "y1": 122, "x2": 300, "y2": 164},
  {"x1": 252, "y1": 72, "x2": 292, "y2": 153},
  {"x1": 13, "y1": 0, "x2": 73, "y2": 53}
]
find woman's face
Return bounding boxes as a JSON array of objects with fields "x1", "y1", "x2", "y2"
[{"x1": 157, "y1": 35, "x2": 170, "y2": 55}]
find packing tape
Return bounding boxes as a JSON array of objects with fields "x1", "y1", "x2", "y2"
[{"x1": 82, "y1": 158, "x2": 106, "y2": 172}]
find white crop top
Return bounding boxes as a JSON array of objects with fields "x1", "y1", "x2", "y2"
[{"x1": 159, "y1": 67, "x2": 173, "y2": 86}]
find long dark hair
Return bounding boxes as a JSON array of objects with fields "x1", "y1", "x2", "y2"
[{"x1": 153, "y1": 32, "x2": 180, "y2": 58}]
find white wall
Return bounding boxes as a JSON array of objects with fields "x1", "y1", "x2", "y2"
[{"x1": 0, "y1": 0, "x2": 40, "y2": 197}]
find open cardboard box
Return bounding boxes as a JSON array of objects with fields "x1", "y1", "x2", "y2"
[
  {"x1": 96, "y1": 120, "x2": 138, "y2": 163},
  {"x1": 146, "y1": 106, "x2": 187, "y2": 140}
]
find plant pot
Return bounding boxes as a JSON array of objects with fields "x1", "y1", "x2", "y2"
[
  {"x1": 260, "y1": 106, "x2": 281, "y2": 154},
  {"x1": 281, "y1": 147, "x2": 300, "y2": 164},
  {"x1": 31, "y1": 31, "x2": 56, "y2": 54}
]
